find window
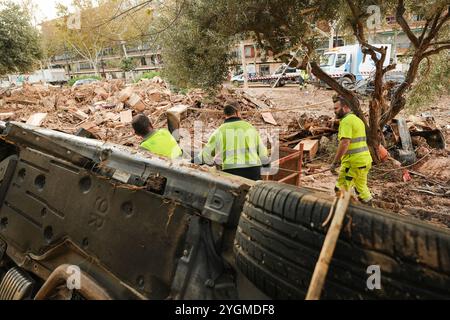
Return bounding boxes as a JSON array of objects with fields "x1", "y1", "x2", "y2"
[
  {"x1": 333, "y1": 38, "x2": 345, "y2": 48},
  {"x1": 259, "y1": 65, "x2": 270, "y2": 76},
  {"x1": 320, "y1": 54, "x2": 335, "y2": 67},
  {"x1": 79, "y1": 62, "x2": 93, "y2": 70},
  {"x1": 141, "y1": 57, "x2": 147, "y2": 66},
  {"x1": 244, "y1": 45, "x2": 255, "y2": 58},
  {"x1": 101, "y1": 48, "x2": 114, "y2": 56},
  {"x1": 386, "y1": 16, "x2": 396, "y2": 24},
  {"x1": 335, "y1": 54, "x2": 347, "y2": 68}
]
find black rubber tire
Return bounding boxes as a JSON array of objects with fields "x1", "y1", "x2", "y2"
[
  {"x1": 235, "y1": 182, "x2": 450, "y2": 300},
  {"x1": 338, "y1": 77, "x2": 354, "y2": 90}
]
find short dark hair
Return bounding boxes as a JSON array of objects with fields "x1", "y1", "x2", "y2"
[
  {"x1": 332, "y1": 95, "x2": 349, "y2": 107},
  {"x1": 132, "y1": 114, "x2": 152, "y2": 137},
  {"x1": 224, "y1": 104, "x2": 239, "y2": 117}
]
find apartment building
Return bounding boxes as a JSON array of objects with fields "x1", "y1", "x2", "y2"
[
  {"x1": 230, "y1": 14, "x2": 426, "y2": 77},
  {"x1": 48, "y1": 43, "x2": 162, "y2": 80}
]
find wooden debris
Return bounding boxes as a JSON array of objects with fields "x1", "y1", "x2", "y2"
[
  {"x1": 70, "y1": 109, "x2": 89, "y2": 121},
  {"x1": 5, "y1": 97, "x2": 39, "y2": 105},
  {"x1": 127, "y1": 94, "x2": 146, "y2": 112},
  {"x1": 80, "y1": 121, "x2": 98, "y2": 131},
  {"x1": 242, "y1": 93, "x2": 270, "y2": 109},
  {"x1": 295, "y1": 139, "x2": 319, "y2": 160},
  {"x1": 167, "y1": 105, "x2": 189, "y2": 141},
  {"x1": 0, "y1": 112, "x2": 15, "y2": 120},
  {"x1": 261, "y1": 112, "x2": 278, "y2": 125},
  {"x1": 306, "y1": 190, "x2": 351, "y2": 300},
  {"x1": 118, "y1": 87, "x2": 134, "y2": 103},
  {"x1": 94, "y1": 87, "x2": 109, "y2": 100},
  {"x1": 26, "y1": 113, "x2": 48, "y2": 127},
  {"x1": 120, "y1": 110, "x2": 133, "y2": 124}
]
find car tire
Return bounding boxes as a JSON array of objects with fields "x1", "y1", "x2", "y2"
[
  {"x1": 235, "y1": 182, "x2": 450, "y2": 299},
  {"x1": 338, "y1": 77, "x2": 354, "y2": 90}
]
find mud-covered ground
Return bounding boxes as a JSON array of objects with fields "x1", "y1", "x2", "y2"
[{"x1": 242, "y1": 84, "x2": 450, "y2": 229}]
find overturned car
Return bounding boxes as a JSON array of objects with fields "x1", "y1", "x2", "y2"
[{"x1": 0, "y1": 122, "x2": 449, "y2": 300}]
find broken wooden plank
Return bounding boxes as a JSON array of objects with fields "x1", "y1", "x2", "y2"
[
  {"x1": 127, "y1": 94, "x2": 146, "y2": 112},
  {"x1": 26, "y1": 113, "x2": 48, "y2": 127},
  {"x1": 105, "y1": 112, "x2": 120, "y2": 122},
  {"x1": 295, "y1": 139, "x2": 319, "y2": 160},
  {"x1": 0, "y1": 112, "x2": 15, "y2": 121},
  {"x1": 120, "y1": 110, "x2": 133, "y2": 124},
  {"x1": 241, "y1": 93, "x2": 270, "y2": 109},
  {"x1": 261, "y1": 112, "x2": 278, "y2": 125},
  {"x1": 70, "y1": 109, "x2": 89, "y2": 121},
  {"x1": 166, "y1": 104, "x2": 189, "y2": 141},
  {"x1": 5, "y1": 97, "x2": 39, "y2": 105},
  {"x1": 80, "y1": 121, "x2": 99, "y2": 131}
]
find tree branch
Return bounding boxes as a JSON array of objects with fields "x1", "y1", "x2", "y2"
[
  {"x1": 422, "y1": 44, "x2": 450, "y2": 58},
  {"x1": 418, "y1": 19, "x2": 431, "y2": 45},
  {"x1": 422, "y1": 7, "x2": 449, "y2": 48},
  {"x1": 309, "y1": 61, "x2": 368, "y2": 129},
  {"x1": 346, "y1": 0, "x2": 383, "y2": 54},
  {"x1": 383, "y1": 64, "x2": 397, "y2": 75},
  {"x1": 396, "y1": 0, "x2": 419, "y2": 48},
  {"x1": 429, "y1": 41, "x2": 450, "y2": 46},
  {"x1": 434, "y1": 8, "x2": 450, "y2": 35}
]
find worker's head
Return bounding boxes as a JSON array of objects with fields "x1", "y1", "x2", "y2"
[
  {"x1": 132, "y1": 114, "x2": 153, "y2": 137},
  {"x1": 224, "y1": 103, "x2": 240, "y2": 119},
  {"x1": 333, "y1": 95, "x2": 351, "y2": 119}
]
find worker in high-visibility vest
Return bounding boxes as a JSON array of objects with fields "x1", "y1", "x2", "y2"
[
  {"x1": 199, "y1": 104, "x2": 269, "y2": 181},
  {"x1": 331, "y1": 95, "x2": 373, "y2": 204},
  {"x1": 132, "y1": 114, "x2": 183, "y2": 159},
  {"x1": 299, "y1": 69, "x2": 309, "y2": 90}
]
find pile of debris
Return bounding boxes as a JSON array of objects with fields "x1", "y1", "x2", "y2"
[{"x1": 0, "y1": 79, "x2": 281, "y2": 149}]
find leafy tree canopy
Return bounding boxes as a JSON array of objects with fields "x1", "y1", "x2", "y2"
[{"x1": 0, "y1": 1, "x2": 42, "y2": 75}]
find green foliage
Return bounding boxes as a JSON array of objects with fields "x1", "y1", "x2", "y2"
[
  {"x1": 156, "y1": 0, "x2": 340, "y2": 91},
  {"x1": 406, "y1": 51, "x2": 450, "y2": 113},
  {"x1": 135, "y1": 71, "x2": 161, "y2": 82},
  {"x1": 157, "y1": 1, "x2": 232, "y2": 91},
  {"x1": 0, "y1": 1, "x2": 42, "y2": 75},
  {"x1": 68, "y1": 75, "x2": 101, "y2": 86},
  {"x1": 120, "y1": 57, "x2": 136, "y2": 72}
]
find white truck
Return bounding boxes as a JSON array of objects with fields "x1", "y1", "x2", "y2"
[
  {"x1": 8, "y1": 68, "x2": 68, "y2": 86},
  {"x1": 318, "y1": 44, "x2": 393, "y2": 88}
]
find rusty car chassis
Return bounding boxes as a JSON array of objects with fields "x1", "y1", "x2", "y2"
[{"x1": 0, "y1": 121, "x2": 449, "y2": 300}]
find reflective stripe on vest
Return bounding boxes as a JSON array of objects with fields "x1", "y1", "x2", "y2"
[
  {"x1": 346, "y1": 146, "x2": 369, "y2": 155},
  {"x1": 351, "y1": 137, "x2": 367, "y2": 143},
  {"x1": 202, "y1": 120, "x2": 268, "y2": 170}
]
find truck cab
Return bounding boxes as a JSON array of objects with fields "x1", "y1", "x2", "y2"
[{"x1": 319, "y1": 44, "x2": 392, "y2": 83}]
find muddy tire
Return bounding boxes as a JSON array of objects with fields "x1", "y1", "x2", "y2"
[
  {"x1": 234, "y1": 182, "x2": 450, "y2": 299},
  {"x1": 338, "y1": 77, "x2": 355, "y2": 90}
]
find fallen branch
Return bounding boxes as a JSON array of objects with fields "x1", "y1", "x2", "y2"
[
  {"x1": 306, "y1": 190, "x2": 351, "y2": 300},
  {"x1": 372, "y1": 151, "x2": 432, "y2": 173}
]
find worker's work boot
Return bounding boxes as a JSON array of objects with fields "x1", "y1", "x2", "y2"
[{"x1": 360, "y1": 197, "x2": 374, "y2": 207}]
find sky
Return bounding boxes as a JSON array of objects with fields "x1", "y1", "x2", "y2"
[
  {"x1": 35, "y1": 0, "x2": 73, "y2": 22},
  {"x1": 13, "y1": 0, "x2": 73, "y2": 23}
]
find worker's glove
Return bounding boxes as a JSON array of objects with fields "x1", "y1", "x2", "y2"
[{"x1": 330, "y1": 163, "x2": 339, "y2": 176}]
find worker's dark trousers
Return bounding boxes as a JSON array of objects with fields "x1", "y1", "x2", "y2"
[{"x1": 224, "y1": 166, "x2": 262, "y2": 181}]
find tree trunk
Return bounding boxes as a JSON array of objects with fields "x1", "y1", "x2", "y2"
[{"x1": 368, "y1": 99, "x2": 382, "y2": 163}]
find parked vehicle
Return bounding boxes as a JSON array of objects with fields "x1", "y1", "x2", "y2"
[
  {"x1": 8, "y1": 69, "x2": 68, "y2": 86},
  {"x1": 231, "y1": 65, "x2": 304, "y2": 87},
  {"x1": 318, "y1": 44, "x2": 393, "y2": 87},
  {"x1": 72, "y1": 78, "x2": 100, "y2": 87},
  {"x1": 231, "y1": 72, "x2": 257, "y2": 86}
]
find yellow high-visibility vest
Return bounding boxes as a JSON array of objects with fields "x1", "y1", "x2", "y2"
[
  {"x1": 140, "y1": 129, "x2": 183, "y2": 159},
  {"x1": 338, "y1": 113, "x2": 372, "y2": 166},
  {"x1": 201, "y1": 118, "x2": 269, "y2": 170}
]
